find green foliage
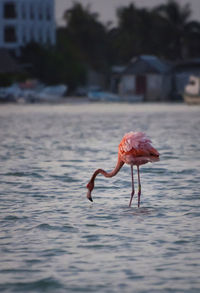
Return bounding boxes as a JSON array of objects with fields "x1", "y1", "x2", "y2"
[
  {"x1": 113, "y1": 0, "x2": 197, "y2": 62},
  {"x1": 0, "y1": 72, "x2": 28, "y2": 87},
  {"x1": 0, "y1": 73, "x2": 13, "y2": 87},
  {"x1": 63, "y1": 2, "x2": 109, "y2": 72},
  {"x1": 153, "y1": 0, "x2": 192, "y2": 59}
]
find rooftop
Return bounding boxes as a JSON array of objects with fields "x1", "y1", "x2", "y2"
[{"x1": 124, "y1": 55, "x2": 170, "y2": 75}]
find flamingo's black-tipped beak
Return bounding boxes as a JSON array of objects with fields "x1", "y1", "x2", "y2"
[{"x1": 87, "y1": 189, "x2": 93, "y2": 202}]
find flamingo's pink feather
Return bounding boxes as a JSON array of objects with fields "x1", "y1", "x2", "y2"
[{"x1": 119, "y1": 132, "x2": 159, "y2": 165}]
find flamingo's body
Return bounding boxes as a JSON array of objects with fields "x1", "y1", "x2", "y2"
[{"x1": 86, "y1": 132, "x2": 159, "y2": 207}]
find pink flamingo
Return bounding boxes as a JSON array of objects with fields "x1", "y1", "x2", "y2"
[{"x1": 86, "y1": 132, "x2": 159, "y2": 207}]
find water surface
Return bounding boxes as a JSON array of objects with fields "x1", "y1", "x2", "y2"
[{"x1": 0, "y1": 103, "x2": 200, "y2": 292}]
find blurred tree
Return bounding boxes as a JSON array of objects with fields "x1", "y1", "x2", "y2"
[
  {"x1": 115, "y1": 3, "x2": 142, "y2": 62},
  {"x1": 113, "y1": 4, "x2": 169, "y2": 62},
  {"x1": 63, "y1": 2, "x2": 109, "y2": 72},
  {"x1": 111, "y1": 0, "x2": 200, "y2": 62},
  {"x1": 55, "y1": 28, "x2": 86, "y2": 89},
  {"x1": 155, "y1": 0, "x2": 192, "y2": 59},
  {"x1": 20, "y1": 36, "x2": 86, "y2": 92},
  {"x1": 184, "y1": 21, "x2": 200, "y2": 58}
]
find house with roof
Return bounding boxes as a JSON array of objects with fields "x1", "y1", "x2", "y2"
[{"x1": 118, "y1": 55, "x2": 171, "y2": 102}]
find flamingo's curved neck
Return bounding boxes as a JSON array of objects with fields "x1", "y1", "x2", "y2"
[
  {"x1": 86, "y1": 156, "x2": 124, "y2": 202},
  {"x1": 90, "y1": 156, "x2": 124, "y2": 183}
]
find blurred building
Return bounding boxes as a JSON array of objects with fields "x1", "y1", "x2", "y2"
[
  {"x1": 118, "y1": 55, "x2": 171, "y2": 102},
  {"x1": 0, "y1": 0, "x2": 56, "y2": 52}
]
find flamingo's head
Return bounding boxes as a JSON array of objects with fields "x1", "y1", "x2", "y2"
[{"x1": 86, "y1": 181, "x2": 94, "y2": 202}]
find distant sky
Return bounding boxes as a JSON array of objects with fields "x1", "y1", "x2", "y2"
[{"x1": 55, "y1": 0, "x2": 200, "y2": 27}]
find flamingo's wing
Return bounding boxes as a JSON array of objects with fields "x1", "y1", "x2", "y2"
[{"x1": 119, "y1": 136, "x2": 159, "y2": 157}]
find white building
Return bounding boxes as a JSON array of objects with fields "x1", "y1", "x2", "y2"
[{"x1": 0, "y1": 0, "x2": 56, "y2": 51}]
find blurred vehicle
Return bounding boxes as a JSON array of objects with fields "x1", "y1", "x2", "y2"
[
  {"x1": 184, "y1": 75, "x2": 200, "y2": 105},
  {"x1": 0, "y1": 82, "x2": 68, "y2": 103},
  {"x1": 87, "y1": 87, "x2": 120, "y2": 102}
]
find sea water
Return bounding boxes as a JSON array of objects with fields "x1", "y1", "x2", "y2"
[{"x1": 0, "y1": 103, "x2": 200, "y2": 293}]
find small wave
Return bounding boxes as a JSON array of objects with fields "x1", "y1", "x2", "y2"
[
  {"x1": 61, "y1": 224, "x2": 78, "y2": 232},
  {"x1": 34, "y1": 223, "x2": 77, "y2": 232},
  {"x1": 35, "y1": 223, "x2": 55, "y2": 230},
  {"x1": 3, "y1": 215, "x2": 20, "y2": 221},
  {"x1": 40, "y1": 248, "x2": 67, "y2": 257},
  {"x1": 50, "y1": 174, "x2": 79, "y2": 183},
  {"x1": 77, "y1": 243, "x2": 108, "y2": 249},
  {"x1": 4, "y1": 172, "x2": 43, "y2": 178},
  {"x1": 3, "y1": 215, "x2": 28, "y2": 221},
  {"x1": 184, "y1": 211, "x2": 200, "y2": 217},
  {"x1": 0, "y1": 277, "x2": 63, "y2": 292},
  {"x1": 174, "y1": 239, "x2": 190, "y2": 245}
]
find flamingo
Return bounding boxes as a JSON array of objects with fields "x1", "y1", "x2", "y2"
[{"x1": 86, "y1": 132, "x2": 159, "y2": 207}]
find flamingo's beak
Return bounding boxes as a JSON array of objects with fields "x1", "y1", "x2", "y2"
[{"x1": 87, "y1": 189, "x2": 93, "y2": 202}]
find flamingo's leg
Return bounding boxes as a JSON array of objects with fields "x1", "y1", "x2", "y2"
[
  {"x1": 137, "y1": 165, "x2": 141, "y2": 208},
  {"x1": 129, "y1": 165, "x2": 135, "y2": 207}
]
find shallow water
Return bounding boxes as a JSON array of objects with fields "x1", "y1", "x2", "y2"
[{"x1": 0, "y1": 103, "x2": 200, "y2": 293}]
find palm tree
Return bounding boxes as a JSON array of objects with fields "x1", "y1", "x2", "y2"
[
  {"x1": 63, "y1": 2, "x2": 108, "y2": 71},
  {"x1": 155, "y1": 0, "x2": 191, "y2": 59},
  {"x1": 116, "y1": 4, "x2": 156, "y2": 61}
]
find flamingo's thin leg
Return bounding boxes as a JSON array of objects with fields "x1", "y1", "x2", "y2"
[
  {"x1": 129, "y1": 165, "x2": 134, "y2": 207},
  {"x1": 137, "y1": 165, "x2": 141, "y2": 208}
]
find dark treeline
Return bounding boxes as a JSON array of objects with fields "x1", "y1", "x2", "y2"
[{"x1": 20, "y1": 0, "x2": 200, "y2": 91}]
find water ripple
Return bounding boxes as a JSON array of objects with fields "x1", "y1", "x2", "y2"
[{"x1": 0, "y1": 104, "x2": 200, "y2": 293}]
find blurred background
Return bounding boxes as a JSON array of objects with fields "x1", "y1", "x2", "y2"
[{"x1": 1, "y1": 0, "x2": 200, "y2": 103}]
